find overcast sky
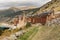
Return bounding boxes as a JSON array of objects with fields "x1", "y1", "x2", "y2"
[{"x1": 0, "y1": 0, "x2": 51, "y2": 9}]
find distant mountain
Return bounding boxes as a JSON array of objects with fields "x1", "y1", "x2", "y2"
[
  {"x1": 0, "y1": 7, "x2": 22, "y2": 22},
  {"x1": 0, "y1": 7, "x2": 39, "y2": 22}
]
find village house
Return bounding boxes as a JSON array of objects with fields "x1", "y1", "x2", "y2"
[
  {"x1": 12, "y1": 7, "x2": 56, "y2": 28},
  {"x1": 27, "y1": 9, "x2": 55, "y2": 25},
  {"x1": 12, "y1": 16, "x2": 19, "y2": 26}
]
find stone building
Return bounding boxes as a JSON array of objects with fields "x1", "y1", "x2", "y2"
[{"x1": 27, "y1": 10, "x2": 55, "y2": 25}]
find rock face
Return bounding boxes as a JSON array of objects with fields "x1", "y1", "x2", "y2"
[{"x1": 46, "y1": 17, "x2": 60, "y2": 26}]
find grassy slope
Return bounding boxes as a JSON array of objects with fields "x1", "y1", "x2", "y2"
[
  {"x1": 17, "y1": 25, "x2": 60, "y2": 40},
  {"x1": 17, "y1": 26, "x2": 39, "y2": 40},
  {"x1": 31, "y1": 25, "x2": 60, "y2": 40}
]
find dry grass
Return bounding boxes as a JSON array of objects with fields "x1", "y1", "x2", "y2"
[
  {"x1": 31, "y1": 25, "x2": 60, "y2": 40},
  {"x1": 0, "y1": 28, "x2": 21, "y2": 39}
]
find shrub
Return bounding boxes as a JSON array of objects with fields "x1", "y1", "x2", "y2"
[{"x1": 25, "y1": 22, "x2": 31, "y2": 28}]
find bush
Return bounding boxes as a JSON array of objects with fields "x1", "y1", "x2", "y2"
[
  {"x1": 25, "y1": 22, "x2": 31, "y2": 28},
  {"x1": 0, "y1": 30, "x2": 3, "y2": 36}
]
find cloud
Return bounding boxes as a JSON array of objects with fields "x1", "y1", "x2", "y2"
[{"x1": 0, "y1": 0, "x2": 51, "y2": 9}]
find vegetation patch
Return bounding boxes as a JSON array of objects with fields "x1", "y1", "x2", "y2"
[
  {"x1": 17, "y1": 27, "x2": 38, "y2": 40},
  {"x1": 25, "y1": 22, "x2": 31, "y2": 28}
]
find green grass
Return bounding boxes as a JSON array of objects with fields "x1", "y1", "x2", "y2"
[
  {"x1": 31, "y1": 25, "x2": 60, "y2": 40},
  {"x1": 17, "y1": 27, "x2": 38, "y2": 40},
  {"x1": 28, "y1": 27, "x2": 39, "y2": 40}
]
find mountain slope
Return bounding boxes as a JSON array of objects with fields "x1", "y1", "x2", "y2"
[
  {"x1": 0, "y1": 8, "x2": 23, "y2": 22},
  {"x1": 31, "y1": 25, "x2": 60, "y2": 40}
]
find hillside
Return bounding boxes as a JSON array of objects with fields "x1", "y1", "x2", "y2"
[
  {"x1": 31, "y1": 25, "x2": 60, "y2": 40},
  {"x1": 21, "y1": 0, "x2": 60, "y2": 16},
  {"x1": 0, "y1": 0, "x2": 60, "y2": 40},
  {"x1": 0, "y1": 7, "x2": 23, "y2": 22},
  {"x1": 16, "y1": 0, "x2": 60, "y2": 40},
  {"x1": 0, "y1": 0, "x2": 60, "y2": 23}
]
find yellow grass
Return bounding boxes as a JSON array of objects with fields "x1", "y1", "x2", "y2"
[{"x1": 31, "y1": 25, "x2": 60, "y2": 40}]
